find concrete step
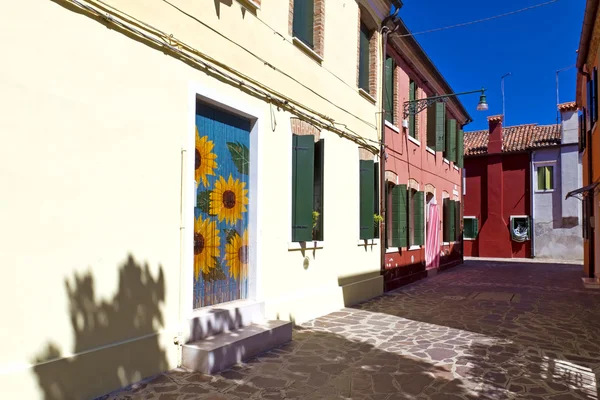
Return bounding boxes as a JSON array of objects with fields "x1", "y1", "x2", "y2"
[
  {"x1": 185, "y1": 300, "x2": 265, "y2": 343},
  {"x1": 182, "y1": 320, "x2": 292, "y2": 374}
]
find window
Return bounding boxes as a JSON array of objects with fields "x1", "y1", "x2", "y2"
[
  {"x1": 536, "y1": 165, "x2": 554, "y2": 191},
  {"x1": 384, "y1": 56, "x2": 395, "y2": 124},
  {"x1": 291, "y1": 134, "x2": 324, "y2": 242},
  {"x1": 409, "y1": 80, "x2": 418, "y2": 138},
  {"x1": 293, "y1": 0, "x2": 315, "y2": 48},
  {"x1": 443, "y1": 198, "x2": 458, "y2": 242},
  {"x1": 388, "y1": 184, "x2": 424, "y2": 248},
  {"x1": 427, "y1": 102, "x2": 446, "y2": 151},
  {"x1": 359, "y1": 159, "x2": 379, "y2": 240},
  {"x1": 445, "y1": 119, "x2": 457, "y2": 162},
  {"x1": 587, "y1": 67, "x2": 598, "y2": 128},
  {"x1": 579, "y1": 109, "x2": 587, "y2": 153},
  {"x1": 464, "y1": 217, "x2": 478, "y2": 240},
  {"x1": 510, "y1": 216, "x2": 530, "y2": 242},
  {"x1": 408, "y1": 188, "x2": 425, "y2": 247},
  {"x1": 358, "y1": 21, "x2": 372, "y2": 92}
]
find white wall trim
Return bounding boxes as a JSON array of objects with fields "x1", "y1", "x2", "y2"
[
  {"x1": 426, "y1": 147, "x2": 436, "y2": 155},
  {"x1": 385, "y1": 120, "x2": 400, "y2": 133},
  {"x1": 408, "y1": 134, "x2": 421, "y2": 146},
  {"x1": 186, "y1": 82, "x2": 264, "y2": 318}
]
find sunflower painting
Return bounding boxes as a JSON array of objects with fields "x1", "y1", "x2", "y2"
[
  {"x1": 193, "y1": 103, "x2": 251, "y2": 309},
  {"x1": 210, "y1": 174, "x2": 249, "y2": 225},
  {"x1": 225, "y1": 230, "x2": 249, "y2": 280},
  {"x1": 195, "y1": 127, "x2": 218, "y2": 187},
  {"x1": 193, "y1": 215, "x2": 220, "y2": 278}
]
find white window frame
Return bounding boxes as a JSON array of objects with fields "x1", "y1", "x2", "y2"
[{"x1": 534, "y1": 161, "x2": 556, "y2": 193}]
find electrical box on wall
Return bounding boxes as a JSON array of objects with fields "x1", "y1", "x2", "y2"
[{"x1": 402, "y1": 119, "x2": 409, "y2": 129}]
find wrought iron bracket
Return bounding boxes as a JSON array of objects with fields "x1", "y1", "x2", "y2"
[{"x1": 403, "y1": 97, "x2": 448, "y2": 119}]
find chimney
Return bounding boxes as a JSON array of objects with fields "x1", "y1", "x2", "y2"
[{"x1": 487, "y1": 115, "x2": 503, "y2": 154}]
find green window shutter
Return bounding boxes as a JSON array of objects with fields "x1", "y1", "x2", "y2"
[
  {"x1": 446, "y1": 119, "x2": 457, "y2": 162},
  {"x1": 427, "y1": 100, "x2": 437, "y2": 149},
  {"x1": 384, "y1": 57, "x2": 395, "y2": 124},
  {"x1": 454, "y1": 201, "x2": 461, "y2": 241},
  {"x1": 292, "y1": 134, "x2": 315, "y2": 242},
  {"x1": 391, "y1": 185, "x2": 408, "y2": 247},
  {"x1": 443, "y1": 198, "x2": 449, "y2": 242},
  {"x1": 414, "y1": 191, "x2": 425, "y2": 246},
  {"x1": 293, "y1": 0, "x2": 314, "y2": 48},
  {"x1": 359, "y1": 22, "x2": 370, "y2": 92},
  {"x1": 457, "y1": 129, "x2": 464, "y2": 168},
  {"x1": 359, "y1": 160, "x2": 375, "y2": 240},
  {"x1": 313, "y1": 139, "x2": 324, "y2": 241},
  {"x1": 373, "y1": 162, "x2": 380, "y2": 238},
  {"x1": 464, "y1": 219, "x2": 473, "y2": 239},
  {"x1": 409, "y1": 81, "x2": 416, "y2": 138},
  {"x1": 443, "y1": 198, "x2": 455, "y2": 242},
  {"x1": 435, "y1": 103, "x2": 446, "y2": 151}
]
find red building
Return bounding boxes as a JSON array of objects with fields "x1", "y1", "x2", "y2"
[
  {"x1": 381, "y1": 20, "x2": 470, "y2": 291},
  {"x1": 463, "y1": 115, "x2": 560, "y2": 258}
]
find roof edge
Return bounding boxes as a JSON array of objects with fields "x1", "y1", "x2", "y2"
[{"x1": 577, "y1": 0, "x2": 600, "y2": 69}]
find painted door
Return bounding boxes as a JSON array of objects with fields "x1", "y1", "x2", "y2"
[{"x1": 193, "y1": 102, "x2": 251, "y2": 308}]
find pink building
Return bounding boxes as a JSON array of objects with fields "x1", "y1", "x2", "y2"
[{"x1": 382, "y1": 21, "x2": 471, "y2": 291}]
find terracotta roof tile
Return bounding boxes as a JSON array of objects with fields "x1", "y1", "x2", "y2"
[
  {"x1": 558, "y1": 101, "x2": 577, "y2": 111},
  {"x1": 464, "y1": 124, "x2": 561, "y2": 156}
]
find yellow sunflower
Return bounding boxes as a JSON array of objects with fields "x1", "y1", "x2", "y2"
[
  {"x1": 225, "y1": 229, "x2": 249, "y2": 280},
  {"x1": 195, "y1": 128, "x2": 217, "y2": 188},
  {"x1": 210, "y1": 174, "x2": 248, "y2": 225},
  {"x1": 193, "y1": 215, "x2": 221, "y2": 279}
]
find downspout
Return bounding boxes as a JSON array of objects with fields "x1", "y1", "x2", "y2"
[
  {"x1": 531, "y1": 150, "x2": 536, "y2": 258},
  {"x1": 379, "y1": 6, "x2": 401, "y2": 274}
]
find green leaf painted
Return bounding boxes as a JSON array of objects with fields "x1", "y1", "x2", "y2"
[
  {"x1": 225, "y1": 228, "x2": 239, "y2": 244},
  {"x1": 227, "y1": 142, "x2": 249, "y2": 175},
  {"x1": 196, "y1": 190, "x2": 215, "y2": 216},
  {"x1": 202, "y1": 256, "x2": 227, "y2": 282}
]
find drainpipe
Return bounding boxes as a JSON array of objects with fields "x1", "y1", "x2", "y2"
[
  {"x1": 379, "y1": 5, "x2": 401, "y2": 273},
  {"x1": 531, "y1": 150, "x2": 536, "y2": 258}
]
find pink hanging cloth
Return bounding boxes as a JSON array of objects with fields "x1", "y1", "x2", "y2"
[{"x1": 426, "y1": 201, "x2": 440, "y2": 270}]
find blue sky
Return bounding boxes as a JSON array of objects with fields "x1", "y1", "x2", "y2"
[{"x1": 399, "y1": 0, "x2": 585, "y2": 131}]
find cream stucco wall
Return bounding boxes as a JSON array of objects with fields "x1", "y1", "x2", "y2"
[{"x1": 0, "y1": 0, "x2": 386, "y2": 397}]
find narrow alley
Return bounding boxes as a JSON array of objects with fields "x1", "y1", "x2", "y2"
[{"x1": 104, "y1": 260, "x2": 600, "y2": 400}]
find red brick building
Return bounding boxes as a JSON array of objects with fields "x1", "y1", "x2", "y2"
[{"x1": 463, "y1": 115, "x2": 560, "y2": 258}]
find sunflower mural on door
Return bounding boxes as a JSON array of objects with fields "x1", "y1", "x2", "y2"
[{"x1": 194, "y1": 103, "x2": 250, "y2": 308}]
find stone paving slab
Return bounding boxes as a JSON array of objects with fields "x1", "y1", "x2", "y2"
[{"x1": 102, "y1": 260, "x2": 600, "y2": 400}]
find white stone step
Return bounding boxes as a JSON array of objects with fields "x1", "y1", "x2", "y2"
[
  {"x1": 185, "y1": 300, "x2": 265, "y2": 343},
  {"x1": 181, "y1": 320, "x2": 292, "y2": 374}
]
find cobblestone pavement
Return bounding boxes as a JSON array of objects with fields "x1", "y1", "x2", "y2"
[{"x1": 104, "y1": 260, "x2": 600, "y2": 400}]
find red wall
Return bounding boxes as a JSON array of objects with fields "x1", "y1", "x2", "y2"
[{"x1": 464, "y1": 153, "x2": 531, "y2": 258}]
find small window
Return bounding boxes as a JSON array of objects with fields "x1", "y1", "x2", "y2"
[
  {"x1": 359, "y1": 158, "x2": 378, "y2": 240},
  {"x1": 293, "y1": 0, "x2": 315, "y2": 49},
  {"x1": 463, "y1": 217, "x2": 478, "y2": 240},
  {"x1": 409, "y1": 80, "x2": 418, "y2": 139},
  {"x1": 384, "y1": 56, "x2": 395, "y2": 124},
  {"x1": 510, "y1": 216, "x2": 530, "y2": 242},
  {"x1": 358, "y1": 21, "x2": 372, "y2": 92},
  {"x1": 536, "y1": 165, "x2": 554, "y2": 191}
]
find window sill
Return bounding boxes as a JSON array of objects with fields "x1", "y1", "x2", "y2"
[
  {"x1": 442, "y1": 242, "x2": 450, "y2": 246},
  {"x1": 535, "y1": 189, "x2": 555, "y2": 193},
  {"x1": 385, "y1": 120, "x2": 400, "y2": 133},
  {"x1": 292, "y1": 37, "x2": 323, "y2": 63},
  {"x1": 426, "y1": 147, "x2": 436, "y2": 155},
  {"x1": 237, "y1": 0, "x2": 260, "y2": 10},
  {"x1": 464, "y1": 238, "x2": 476, "y2": 241},
  {"x1": 408, "y1": 135, "x2": 421, "y2": 146},
  {"x1": 386, "y1": 247, "x2": 400, "y2": 254},
  {"x1": 359, "y1": 88, "x2": 377, "y2": 104},
  {"x1": 358, "y1": 239, "x2": 380, "y2": 246},
  {"x1": 443, "y1": 158, "x2": 450, "y2": 165},
  {"x1": 288, "y1": 241, "x2": 324, "y2": 251},
  {"x1": 454, "y1": 165, "x2": 459, "y2": 171},
  {"x1": 408, "y1": 245, "x2": 421, "y2": 251}
]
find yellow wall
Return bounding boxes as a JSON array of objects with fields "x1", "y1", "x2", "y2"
[{"x1": 0, "y1": 0, "x2": 385, "y2": 397}]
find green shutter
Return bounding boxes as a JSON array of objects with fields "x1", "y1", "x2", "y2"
[
  {"x1": 409, "y1": 81, "x2": 416, "y2": 139},
  {"x1": 432, "y1": 102, "x2": 446, "y2": 151},
  {"x1": 373, "y1": 162, "x2": 380, "y2": 238},
  {"x1": 454, "y1": 201, "x2": 461, "y2": 241},
  {"x1": 457, "y1": 128, "x2": 464, "y2": 168},
  {"x1": 446, "y1": 119, "x2": 457, "y2": 162},
  {"x1": 359, "y1": 22, "x2": 370, "y2": 91},
  {"x1": 443, "y1": 198, "x2": 455, "y2": 242},
  {"x1": 292, "y1": 134, "x2": 315, "y2": 242},
  {"x1": 391, "y1": 185, "x2": 408, "y2": 247},
  {"x1": 293, "y1": 0, "x2": 314, "y2": 48},
  {"x1": 313, "y1": 139, "x2": 324, "y2": 241},
  {"x1": 384, "y1": 57, "x2": 395, "y2": 124},
  {"x1": 359, "y1": 160, "x2": 375, "y2": 240},
  {"x1": 414, "y1": 191, "x2": 425, "y2": 246},
  {"x1": 464, "y1": 218, "x2": 472, "y2": 239}
]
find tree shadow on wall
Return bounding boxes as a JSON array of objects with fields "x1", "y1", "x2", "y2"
[{"x1": 33, "y1": 254, "x2": 168, "y2": 400}]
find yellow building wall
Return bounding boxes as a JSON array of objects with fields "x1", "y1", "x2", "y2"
[{"x1": 0, "y1": 0, "x2": 385, "y2": 397}]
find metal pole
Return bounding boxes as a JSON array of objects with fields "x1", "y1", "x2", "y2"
[
  {"x1": 555, "y1": 65, "x2": 576, "y2": 124},
  {"x1": 501, "y1": 73, "x2": 511, "y2": 124}
]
